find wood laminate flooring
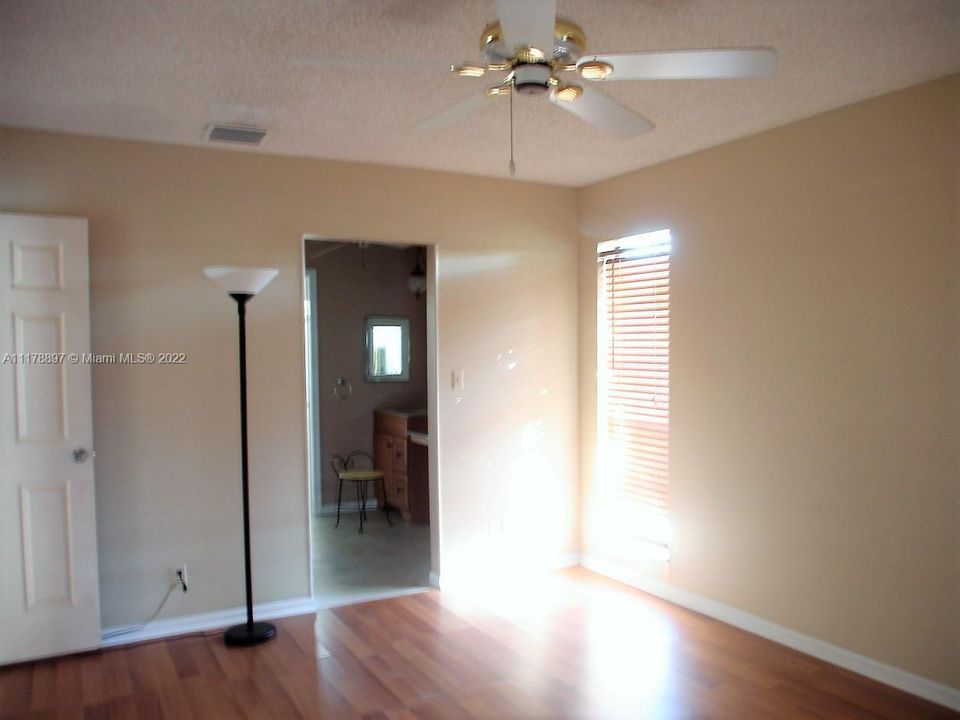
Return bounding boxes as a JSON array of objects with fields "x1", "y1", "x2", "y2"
[{"x1": 1, "y1": 568, "x2": 956, "y2": 719}]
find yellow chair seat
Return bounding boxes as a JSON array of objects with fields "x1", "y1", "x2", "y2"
[{"x1": 338, "y1": 469, "x2": 384, "y2": 481}]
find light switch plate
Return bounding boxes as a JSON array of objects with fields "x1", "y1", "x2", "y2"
[{"x1": 452, "y1": 369, "x2": 464, "y2": 392}]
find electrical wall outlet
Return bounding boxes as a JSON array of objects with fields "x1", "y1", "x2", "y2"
[{"x1": 175, "y1": 565, "x2": 189, "y2": 592}]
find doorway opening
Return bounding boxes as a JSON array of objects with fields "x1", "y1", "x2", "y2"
[{"x1": 303, "y1": 238, "x2": 436, "y2": 605}]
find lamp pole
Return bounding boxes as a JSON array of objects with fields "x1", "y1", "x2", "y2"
[
  {"x1": 204, "y1": 266, "x2": 279, "y2": 647},
  {"x1": 230, "y1": 292, "x2": 266, "y2": 641}
]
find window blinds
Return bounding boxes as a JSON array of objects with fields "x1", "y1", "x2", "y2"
[{"x1": 598, "y1": 236, "x2": 670, "y2": 514}]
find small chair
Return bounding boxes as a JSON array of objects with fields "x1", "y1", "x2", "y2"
[{"x1": 331, "y1": 451, "x2": 393, "y2": 534}]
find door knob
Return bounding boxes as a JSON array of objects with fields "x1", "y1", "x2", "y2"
[{"x1": 72, "y1": 448, "x2": 94, "y2": 463}]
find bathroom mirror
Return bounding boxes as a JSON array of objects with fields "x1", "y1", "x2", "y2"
[{"x1": 365, "y1": 315, "x2": 410, "y2": 382}]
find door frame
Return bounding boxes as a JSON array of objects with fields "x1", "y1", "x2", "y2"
[
  {"x1": 299, "y1": 236, "x2": 442, "y2": 599},
  {"x1": 303, "y1": 266, "x2": 322, "y2": 518}
]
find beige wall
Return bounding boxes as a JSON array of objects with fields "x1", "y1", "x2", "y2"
[
  {"x1": 306, "y1": 242, "x2": 427, "y2": 507},
  {"x1": 0, "y1": 130, "x2": 579, "y2": 627},
  {"x1": 2, "y1": 72, "x2": 956, "y2": 691},
  {"x1": 578, "y1": 75, "x2": 960, "y2": 688}
]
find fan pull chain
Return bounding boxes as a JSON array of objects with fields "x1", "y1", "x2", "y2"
[{"x1": 508, "y1": 83, "x2": 516, "y2": 177}]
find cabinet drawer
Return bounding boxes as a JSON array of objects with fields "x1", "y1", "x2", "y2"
[
  {"x1": 374, "y1": 433, "x2": 392, "y2": 466},
  {"x1": 374, "y1": 411, "x2": 406, "y2": 438},
  {"x1": 393, "y1": 442, "x2": 406, "y2": 472}
]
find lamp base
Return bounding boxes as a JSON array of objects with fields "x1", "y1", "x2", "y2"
[{"x1": 224, "y1": 621, "x2": 277, "y2": 646}]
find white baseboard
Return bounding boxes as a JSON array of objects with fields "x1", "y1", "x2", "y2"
[
  {"x1": 100, "y1": 596, "x2": 316, "y2": 648},
  {"x1": 315, "y1": 586, "x2": 431, "y2": 609},
  {"x1": 100, "y1": 586, "x2": 441, "y2": 649},
  {"x1": 551, "y1": 553, "x2": 582, "y2": 570},
  {"x1": 318, "y1": 498, "x2": 379, "y2": 517},
  {"x1": 431, "y1": 552, "x2": 580, "y2": 593},
  {"x1": 580, "y1": 554, "x2": 960, "y2": 712}
]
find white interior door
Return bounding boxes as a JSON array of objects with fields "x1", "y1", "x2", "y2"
[{"x1": 0, "y1": 213, "x2": 100, "y2": 664}]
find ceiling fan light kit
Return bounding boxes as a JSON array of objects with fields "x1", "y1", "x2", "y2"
[
  {"x1": 578, "y1": 60, "x2": 614, "y2": 81},
  {"x1": 452, "y1": 63, "x2": 486, "y2": 78},
  {"x1": 423, "y1": 0, "x2": 778, "y2": 175},
  {"x1": 551, "y1": 84, "x2": 583, "y2": 103}
]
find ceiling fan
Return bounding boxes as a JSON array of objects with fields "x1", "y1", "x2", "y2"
[{"x1": 420, "y1": 0, "x2": 777, "y2": 140}]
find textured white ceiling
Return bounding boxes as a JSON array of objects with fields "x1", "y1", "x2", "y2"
[{"x1": 2, "y1": 1, "x2": 958, "y2": 186}]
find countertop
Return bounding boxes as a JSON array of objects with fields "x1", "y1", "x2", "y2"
[{"x1": 407, "y1": 431, "x2": 429, "y2": 446}]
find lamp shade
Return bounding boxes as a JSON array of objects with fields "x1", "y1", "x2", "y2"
[{"x1": 204, "y1": 266, "x2": 279, "y2": 295}]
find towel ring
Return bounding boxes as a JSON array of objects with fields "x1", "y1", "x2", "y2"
[{"x1": 334, "y1": 377, "x2": 352, "y2": 400}]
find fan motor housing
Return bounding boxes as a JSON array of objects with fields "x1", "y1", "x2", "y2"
[
  {"x1": 513, "y1": 63, "x2": 551, "y2": 95},
  {"x1": 480, "y1": 18, "x2": 587, "y2": 65}
]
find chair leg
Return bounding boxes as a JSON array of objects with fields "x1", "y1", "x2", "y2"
[
  {"x1": 335, "y1": 478, "x2": 343, "y2": 528},
  {"x1": 356, "y1": 481, "x2": 364, "y2": 534},
  {"x1": 380, "y1": 477, "x2": 393, "y2": 526},
  {"x1": 361, "y1": 481, "x2": 369, "y2": 521}
]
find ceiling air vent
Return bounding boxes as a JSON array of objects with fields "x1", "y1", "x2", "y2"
[{"x1": 205, "y1": 123, "x2": 267, "y2": 145}]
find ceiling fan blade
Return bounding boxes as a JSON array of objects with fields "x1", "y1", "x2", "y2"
[
  {"x1": 586, "y1": 48, "x2": 777, "y2": 80},
  {"x1": 495, "y1": 0, "x2": 556, "y2": 55},
  {"x1": 550, "y1": 85, "x2": 653, "y2": 139},
  {"x1": 418, "y1": 92, "x2": 490, "y2": 131}
]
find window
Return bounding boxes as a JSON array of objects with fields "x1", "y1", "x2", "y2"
[
  {"x1": 597, "y1": 229, "x2": 671, "y2": 551},
  {"x1": 365, "y1": 316, "x2": 410, "y2": 382}
]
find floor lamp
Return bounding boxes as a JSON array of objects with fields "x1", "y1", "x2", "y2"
[{"x1": 204, "y1": 265, "x2": 279, "y2": 646}]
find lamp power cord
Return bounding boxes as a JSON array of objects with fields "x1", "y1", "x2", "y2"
[{"x1": 101, "y1": 573, "x2": 187, "y2": 641}]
